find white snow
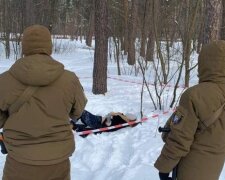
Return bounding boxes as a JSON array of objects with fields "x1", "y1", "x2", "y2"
[{"x1": 0, "y1": 40, "x2": 225, "y2": 180}]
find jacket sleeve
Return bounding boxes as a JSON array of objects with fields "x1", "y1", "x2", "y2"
[
  {"x1": 0, "y1": 110, "x2": 8, "y2": 129},
  {"x1": 154, "y1": 90, "x2": 199, "y2": 173},
  {"x1": 69, "y1": 75, "x2": 87, "y2": 120}
]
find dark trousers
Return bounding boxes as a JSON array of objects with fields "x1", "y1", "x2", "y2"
[{"x1": 79, "y1": 110, "x2": 102, "y2": 129}]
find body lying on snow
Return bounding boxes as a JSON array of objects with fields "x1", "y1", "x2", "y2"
[{"x1": 70, "y1": 110, "x2": 137, "y2": 133}]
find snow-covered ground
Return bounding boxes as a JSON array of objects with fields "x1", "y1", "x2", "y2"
[{"x1": 0, "y1": 40, "x2": 225, "y2": 180}]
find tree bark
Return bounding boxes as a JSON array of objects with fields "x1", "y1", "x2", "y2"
[
  {"x1": 221, "y1": 0, "x2": 225, "y2": 40},
  {"x1": 3, "y1": 0, "x2": 10, "y2": 58},
  {"x1": 140, "y1": 0, "x2": 151, "y2": 58},
  {"x1": 92, "y1": 0, "x2": 108, "y2": 94},
  {"x1": 202, "y1": 0, "x2": 223, "y2": 44},
  {"x1": 123, "y1": 0, "x2": 129, "y2": 55},
  {"x1": 24, "y1": 0, "x2": 35, "y2": 27},
  {"x1": 146, "y1": 0, "x2": 154, "y2": 62},
  {"x1": 127, "y1": 0, "x2": 138, "y2": 65},
  {"x1": 146, "y1": 29, "x2": 155, "y2": 62},
  {"x1": 86, "y1": 0, "x2": 95, "y2": 47}
]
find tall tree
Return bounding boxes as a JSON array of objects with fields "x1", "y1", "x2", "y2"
[
  {"x1": 92, "y1": 0, "x2": 108, "y2": 94},
  {"x1": 145, "y1": 0, "x2": 154, "y2": 62},
  {"x1": 24, "y1": 0, "x2": 35, "y2": 27},
  {"x1": 140, "y1": 0, "x2": 150, "y2": 58},
  {"x1": 127, "y1": 0, "x2": 138, "y2": 65},
  {"x1": 202, "y1": 0, "x2": 223, "y2": 44},
  {"x1": 123, "y1": 0, "x2": 129, "y2": 55},
  {"x1": 86, "y1": 0, "x2": 95, "y2": 46},
  {"x1": 221, "y1": 0, "x2": 225, "y2": 40},
  {"x1": 2, "y1": 0, "x2": 10, "y2": 58}
]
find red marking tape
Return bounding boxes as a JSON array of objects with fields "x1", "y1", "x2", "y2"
[
  {"x1": 80, "y1": 76, "x2": 187, "y2": 89},
  {"x1": 76, "y1": 109, "x2": 174, "y2": 136},
  {"x1": 76, "y1": 117, "x2": 147, "y2": 136}
]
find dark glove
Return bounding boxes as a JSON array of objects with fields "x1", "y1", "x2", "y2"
[
  {"x1": 159, "y1": 172, "x2": 172, "y2": 180},
  {"x1": 70, "y1": 119, "x2": 78, "y2": 130}
]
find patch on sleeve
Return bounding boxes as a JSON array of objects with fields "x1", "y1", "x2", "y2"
[{"x1": 171, "y1": 113, "x2": 183, "y2": 125}]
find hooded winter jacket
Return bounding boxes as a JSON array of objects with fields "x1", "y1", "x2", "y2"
[
  {"x1": 0, "y1": 25, "x2": 87, "y2": 165},
  {"x1": 155, "y1": 40, "x2": 225, "y2": 180}
]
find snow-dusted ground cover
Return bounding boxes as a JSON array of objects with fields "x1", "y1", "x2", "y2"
[{"x1": 0, "y1": 40, "x2": 225, "y2": 179}]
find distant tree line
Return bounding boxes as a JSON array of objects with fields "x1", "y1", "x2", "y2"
[{"x1": 0, "y1": 0, "x2": 224, "y2": 98}]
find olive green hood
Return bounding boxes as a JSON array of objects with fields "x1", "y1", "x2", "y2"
[
  {"x1": 9, "y1": 54, "x2": 64, "y2": 86},
  {"x1": 22, "y1": 25, "x2": 52, "y2": 56},
  {"x1": 198, "y1": 40, "x2": 225, "y2": 83}
]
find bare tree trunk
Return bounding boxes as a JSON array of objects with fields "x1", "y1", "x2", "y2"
[
  {"x1": 3, "y1": 0, "x2": 10, "y2": 59},
  {"x1": 221, "y1": 0, "x2": 225, "y2": 40},
  {"x1": 183, "y1": 0, "x2": 191, "y2": 88},
  {"x1": 24, "y1": 0, "x2": 35, "y2": 27},
  {"x1": 140, "y1": 0, "x2": 150, "y2": 58},
  {"x1": 170, "y1": 0, "x2": 201, "y2": 106},
  {"x1": 202, "y1": 0, "x2": 223, "y2": 44},
  {"x1": 153, "y1": 0, "x2": 167, "y2": 84},
  {"x1": 127, "y1": 0, "x2": 138, "y2": 65},
  {"x1": 113, "y1": 37, "x2": 121, "y2": 75},
  {"x1": 74, "y1": 1, "x2": 80, "y2": 40},
  {"x1": 146, "y1": 0, "x2": 154, "y2": 62},
  {"x1": 184, "y1": 0, "x2": 202, "y2": 87},
  {"x1": 48, "y1": 0, "x2": 58, "y2": 33},
  {"x1": 123, "y1": 0, "x2": 129, "y2": 55},
  {"x1": 197, "y1": 5, "x2": 204, "y2": 53},
  {"x1": 92, "y1": 0, "x2": 108, "y2": 94},
  {"x1": 86, "y1": 0, "x2": 95, "y2": 47},
  {"x1": 146, "y1": 30, "x2": 155, "y2": 61}
]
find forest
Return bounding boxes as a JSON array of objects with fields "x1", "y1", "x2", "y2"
[{"x1": 0, "y1": 0, "x2": 223, "y2": 108}]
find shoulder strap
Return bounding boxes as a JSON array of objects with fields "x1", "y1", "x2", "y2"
[
  {"x1": 200, "y1": 102, "x2": 225, "y2": 131},
  {"x1": 199, "y1": 84, "x2": 225, "y2": 131},
  {"x1": 9, "y1": 86, "x2": 38, "y2": 115}
]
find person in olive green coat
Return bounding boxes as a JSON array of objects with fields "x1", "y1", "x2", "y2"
[
  {"x1": 155, "y1": 40, "x2": 225, "y2": 180},
  {"x1": 0, "y1": 25, "x2": 87, "y2": 180}
]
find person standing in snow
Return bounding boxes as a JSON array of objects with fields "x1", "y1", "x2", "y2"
[
  {"x1": 155, "y1": 40, "x2": 225, "y2": 180},
  {"x1": 0, "y1": 25, "x2": 87, "y2": 180}
]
